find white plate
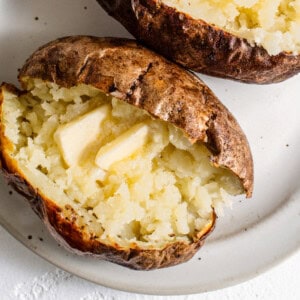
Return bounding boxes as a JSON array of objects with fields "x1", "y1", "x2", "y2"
[{"x1": 0, "y1": 0, "x2": 300, "y2": 295}]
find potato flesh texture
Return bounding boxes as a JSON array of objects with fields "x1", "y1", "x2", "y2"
[
  {"x1": 2, "y1": 80, "x2": 242, "y2": 248},
  {"x1": 163, "y1": 0, "x2": 300, "y2": 55}
]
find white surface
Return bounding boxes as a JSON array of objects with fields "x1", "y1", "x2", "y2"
[
  {"x1": 0, "y1": 226, "x2": 299, "y2": 299},
  {"x1": 0, "y1": 0, "x2": 300, "y2": 297}
]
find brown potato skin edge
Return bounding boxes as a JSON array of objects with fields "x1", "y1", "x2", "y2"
[
  {"x1": 0, "y1": 83, "x2": 215, "y2": 270},
  {"x1": 19, "y1": 36, "x2": 253, "y2": 196},
  {"x1": 97, "y1": 0, "x2": 300, "y2": 84}
]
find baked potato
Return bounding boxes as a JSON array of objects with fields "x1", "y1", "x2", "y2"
[
  {"x1": 97, "y1": 0, "x2": 300, "y2": 84},
  {"x1": 0, "y1": 36, "x2": 253, "y2": 270}
]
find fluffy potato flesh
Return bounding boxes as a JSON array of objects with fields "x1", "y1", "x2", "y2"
[
  {"x1": 2, "y1": 79, "x2": 243, "y2": 249},
  {"x1": 163, "y1": 0, "x2": 300, "y2": 55}
]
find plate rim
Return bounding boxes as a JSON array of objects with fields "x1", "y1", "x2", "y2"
[{"x1": 1, "y1": 209, "x2": 299, "y2": 296}]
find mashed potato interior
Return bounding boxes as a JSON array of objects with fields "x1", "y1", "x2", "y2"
[
  {"x1": 163, "y1": 0, "x2": 300, "y2": 55},
  {"x1": 2, "y1": 79, "x2": 242, "y2": 249}
]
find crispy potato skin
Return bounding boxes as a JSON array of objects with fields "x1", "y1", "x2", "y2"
[
  {"x1": 97, "y1": 0, "x2": 300, "y2": 84},
  {"x1": 19, "y1": 36, "x2": 253, "y2": 196},
  {"x1": 0, "y1": 36, "x2": 253, "y2": 269}
]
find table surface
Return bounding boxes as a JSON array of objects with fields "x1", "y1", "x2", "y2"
[{"x1": 0, "y1": 226, "x2": 299, "y2": 299}]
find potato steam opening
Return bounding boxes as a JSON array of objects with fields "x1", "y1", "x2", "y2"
[
  {"x1": 2, "y1": 79, "x2": 243, "y2": 249},
  {"x1": 163, "y1": 0, "x2": 300, "y2": 55}
]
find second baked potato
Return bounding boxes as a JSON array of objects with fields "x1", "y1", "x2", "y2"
[
  {"x1": 0, "y1": 36, "x2": 253, "y2": 270},
  {"x1": 98, "y1": 0, "x2": 300, "y2": 84}
]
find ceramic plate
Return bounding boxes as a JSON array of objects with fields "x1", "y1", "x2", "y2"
[{"x1": 0, "y1": 0, "x2": 300, "y2": 295}]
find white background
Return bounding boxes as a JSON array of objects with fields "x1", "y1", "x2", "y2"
[{"x1": 0, "y1": 226, "x2": 300, "y2": 299}]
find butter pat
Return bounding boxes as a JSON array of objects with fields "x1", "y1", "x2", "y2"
[
  {"x1": 54, "y1": 105, "x2": 110, "y2": 167},
  {"x1": 95, "y1": 123, "x2": 149, "y2": 170}
]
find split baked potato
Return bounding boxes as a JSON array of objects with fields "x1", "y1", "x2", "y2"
[
  {"x1": 0, "y1": 36, "x2": 253, "y2": 270},
  {"x1": 97, "y1": 0, "x2": 300, "y2": 84}
]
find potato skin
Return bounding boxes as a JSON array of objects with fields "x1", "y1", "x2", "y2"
[
  {"x1": 19, "y1": 36, "x2": 253, "y2": 195},
  {"x1": 0, "y1": 36, "x2": 253, "y2": 270},
  {"x1": 97, "y1": 0, "x2": 300, "y2": 84}
]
